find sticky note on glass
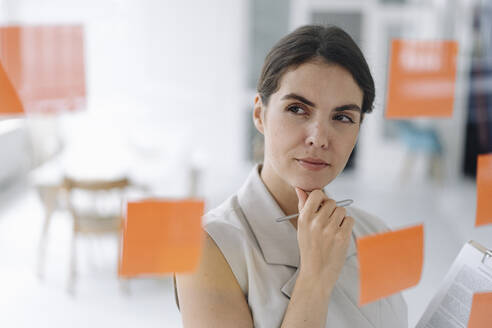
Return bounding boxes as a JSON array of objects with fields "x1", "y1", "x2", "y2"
[
  {"x1": 119, "y1": 199, "x2": 205, "y2": 277},
  {"x1": 0, "y1": 61, "x2": 23, "y2": 114},
  {"x1": 476, "y1": 154, "x2": 492, "y2": 227},
  {"x1": 468, "y1": 292, "x2": 492, "y2": 328},
  {"x1": 0, "y1": 25, "x2": 86, "y2": 115},
  {"x1": 385, "y1": 40, "x2": 458, "y2": 118},
  {"x1": 357, "y1": 224, "x2": 424, "y2": 305}
]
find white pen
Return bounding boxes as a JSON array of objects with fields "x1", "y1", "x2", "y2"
[{"x1": 275, "y1": 199, "x2": 354, "y2": 222}]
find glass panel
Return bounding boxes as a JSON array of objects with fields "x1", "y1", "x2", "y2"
[
  {"x1": 248, "y1": 0, "x2": 291, "y2": 89},
  {"x1": 311, "y1": 11, "x2": 362, "y2": 47}
]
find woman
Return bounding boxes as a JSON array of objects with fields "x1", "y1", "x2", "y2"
[{"x1": 175, "y1": 25, "x2": 408, "y2": 328}]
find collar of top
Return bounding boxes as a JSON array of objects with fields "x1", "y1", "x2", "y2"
[{"x1": 237, "y1": 163, "x2": 300, "y2": 268}]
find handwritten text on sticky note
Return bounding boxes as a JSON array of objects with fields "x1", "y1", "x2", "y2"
[
  {"x1": 0, "y1": 25, "x2": 86, "y2": 114},
  {"x1": 385, "y1": 40, "x2": 458, "y2": 118}
]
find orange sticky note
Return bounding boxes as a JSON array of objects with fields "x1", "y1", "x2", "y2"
[
  {"x1": 468, "y1": 292, "x2": 492, "y2": 328},
  {"x1": 476, "y1": 154, "x2": 492, "y2": 227},
  {"x1": 385, "y1": 39, "x2": 458, "y2": 118},
  {"x1": 119, "y1": 199, "x2": 205, "y2": 277},
  {"x1": 357, "y1": 224, "x2": 424, "y2": 305},
  {"x1": 0, "y1": 61, "x2": 23, "y2": 114},
  {"x1": 0, "y1": 25, "x2": 86, "y2": 114}
]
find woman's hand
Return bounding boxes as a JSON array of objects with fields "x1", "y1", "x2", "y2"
[{"x1": 294, "y1": 188, "x2": 355, "y2": 293}]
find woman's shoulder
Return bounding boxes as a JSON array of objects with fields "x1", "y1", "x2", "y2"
[
  {"x1": 201, "y1": 195, "x2": 254, "y2": 295},
  {"x1": 202, "y1": 194, "x2": 256, "y2": 258},
  {"x1": 203, "y1": 194, "x2": 248, "y2": 233},
  {"x1": 346, "y1": 205, "x2": 391, "y2": 237}
]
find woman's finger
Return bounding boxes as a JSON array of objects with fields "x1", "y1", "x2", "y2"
[
  {"x1": 300, "y1": 190, "x2": 328, "y2": 223},
  {"x1": 338, "y1": 216, "x2": 355, "y2": 235},
  {"x1": 329, "y1": 207, "x2": 347, "y2": 228},
  {"x1": 295, "y1": 187, "x2": 308, "y2": 212},
  {"x1": 315, "y1": 199, "x2": 338, "y2": 227}
]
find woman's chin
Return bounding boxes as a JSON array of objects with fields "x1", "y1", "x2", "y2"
[
  {"x1": 292, "y1": 180, "x2": 327, "y2": 192},
  {"x1": 300, "y1": 186, "x2": 324, "y2": 192},
  {"x1": 290, "y1": 174, "x2": 336, "y2": 192}
]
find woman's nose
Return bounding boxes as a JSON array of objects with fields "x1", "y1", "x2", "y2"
[{"x1": 305, "y1": 123, "x2": 330, "y2": 149}]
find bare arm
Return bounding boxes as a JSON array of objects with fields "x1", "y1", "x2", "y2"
[
  {"x1": 175, "y1": 232, "x2": 254, "y2": 328},
  {"x1": 280, "y1": 271, "x2": 332, "y2": 327}
]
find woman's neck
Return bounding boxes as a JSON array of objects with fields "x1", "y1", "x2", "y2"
[{"x1": 259, "y1": 162, "x2": 299, "y2": 229}]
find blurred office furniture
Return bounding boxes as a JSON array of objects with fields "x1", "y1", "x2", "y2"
[
  {"x1": 31, "y1": 152, "x2": 67, "y2": 279},
  {"x1": 35, "y1": 182, "x2": 65, "y2": 278},
  {"x1": 30, "y1": 119, "x2": 66, "y2": 279},
  {"x1": 395, "y1": 121, "x2": 444, "y2": 183},
  {"x1": 63, "y1": 175, "x2": 129, "y2": 294},
  {"x1": 33, "y1": 150, "x2": 153, "y2": 293}
]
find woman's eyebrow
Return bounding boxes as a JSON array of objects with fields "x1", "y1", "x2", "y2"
[
  {"x1": 281, "y1": 93, "x2": 361, "y2": 113},
  {"x1": 334, "y1": 104, "x2": 361, "y2": 112},
  {"x1": 281, "y1": 93, "x2": 316, "y2": 107}
]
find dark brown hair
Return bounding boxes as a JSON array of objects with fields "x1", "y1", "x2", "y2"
[{"x1": 257, "y1": 25, "x2": 375, "y2": 122}]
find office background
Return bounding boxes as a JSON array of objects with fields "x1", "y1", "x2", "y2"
[{"x1": 0, "y1": 0, "x2": 491, "y2": 327}]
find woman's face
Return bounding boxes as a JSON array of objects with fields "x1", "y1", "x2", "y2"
[{"x1": 254, "y1": 60, "x2": 363, "y2": 192}]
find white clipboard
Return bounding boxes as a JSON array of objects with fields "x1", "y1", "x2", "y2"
[{"x1": 416, "y1": 240, "x2": 492, "y2": 328}]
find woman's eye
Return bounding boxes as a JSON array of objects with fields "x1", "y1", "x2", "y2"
[
  {"x1": 334, "y1": 114, "x2": 355, "y2": 123},
  {"x1": 287, "y1": 105, "x2": 307, "y2": 115}
]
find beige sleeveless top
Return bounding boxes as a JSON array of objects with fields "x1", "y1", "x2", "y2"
[{"x1": 175, "y1": 164, "x2": 408, "y2": 328}]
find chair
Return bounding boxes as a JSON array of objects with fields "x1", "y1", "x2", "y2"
[
  {"x1": 63, "y1": 175, "x2": 130, "y2": 294},
  {"x1": 31, "y1": 156, "x2": 66, "y2": 280},
  {"x1": 35, "y1": 183, "x2": 65, "y2": 279}
]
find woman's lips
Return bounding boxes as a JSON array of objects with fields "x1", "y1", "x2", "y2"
[{"x1": 296, "y1": 159, "x2": 330, "y2": 171}]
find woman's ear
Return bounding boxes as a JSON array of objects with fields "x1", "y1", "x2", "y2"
[{"x1": 253, "y1": 94, "x2": 265, "y2": 135}]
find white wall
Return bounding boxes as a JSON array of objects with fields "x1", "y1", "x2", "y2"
[{"x1": 82, "y1": 0, "x2": 251, "y2": 186}]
